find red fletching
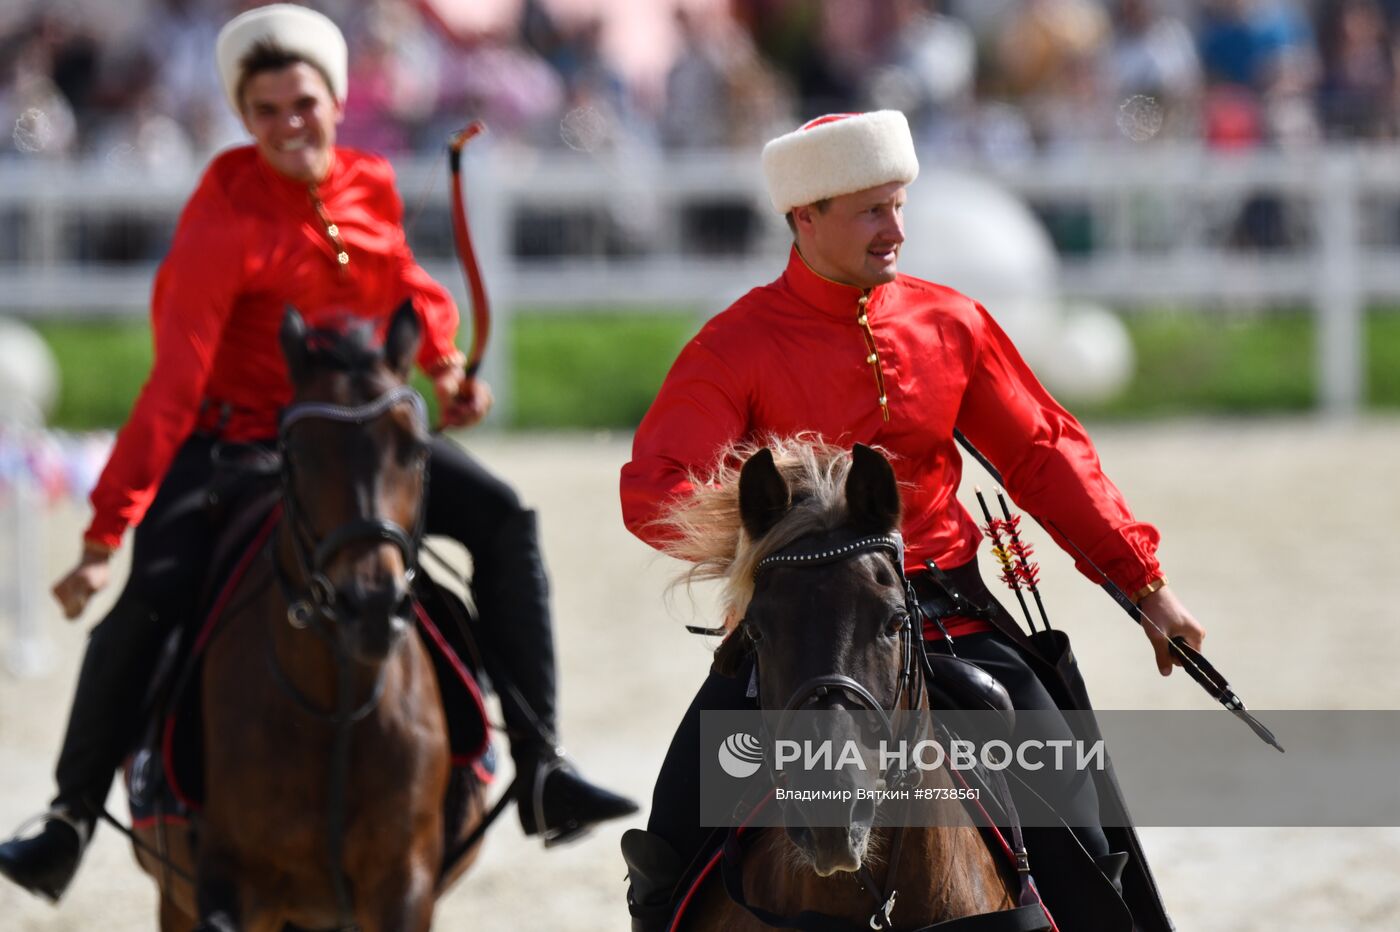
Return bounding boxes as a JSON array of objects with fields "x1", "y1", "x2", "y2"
[{"x1": 1015, "y1": 562, "x2": 1040, "y2": 587}]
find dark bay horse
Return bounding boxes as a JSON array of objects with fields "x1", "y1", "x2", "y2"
[
  {"x1": 133, "y1": 303, "x2": 484, "y2": 931},
  {"x1": 657, "y1": 438, "x2": 1050, "y2": 931}
]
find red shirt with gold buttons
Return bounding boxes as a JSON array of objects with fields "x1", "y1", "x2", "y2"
[
  {"x1": 85, "y1": 145, "x2": 460, "y2": 550},
  {"x1": 620, "y1": 246, "x2": 1162, "y2": 600}
]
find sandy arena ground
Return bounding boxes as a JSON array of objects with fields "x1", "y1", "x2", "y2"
[{"x1": 3, "y1": 420, "x2": 1399, "y2": 931}]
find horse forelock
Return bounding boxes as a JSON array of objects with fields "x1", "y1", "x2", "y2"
[
  {"x1": 655, "y1": 434, "x2": 890, "y2": 625},
  {"x1": 302, "y1": 318, "x2": 384, "y2": 375}
]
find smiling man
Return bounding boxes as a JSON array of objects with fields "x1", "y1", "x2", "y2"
[
  {"x1": 619, "y1": 111, "x2": 1195, "y2": 930},
  {"x1": 0, "y1": 3, "x2": 634, "y2": 905}
]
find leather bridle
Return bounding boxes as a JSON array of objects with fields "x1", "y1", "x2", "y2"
[
  {"x1": 275, "y1": 384, "x2": 428, "y2": 628},
  {"x1": 265, "y1": 382, "x2": 429, "y2": 927},
  {"x1": 754, "y1": 532, "x2": 928, "y2": 791},
  {"x1": 725, "y1": 531, "x2": 1050, "y2": 931},
  {"x1": 744, "y1": 531, "x2": 928, "y2": 930}
]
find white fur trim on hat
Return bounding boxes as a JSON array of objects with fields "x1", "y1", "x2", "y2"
[
  {"x1": 215, "y1": 3, "x2": 347, "y2": 114},
  {"x1": 761, "y1": 111, "x2": 919, "y2": 215}
]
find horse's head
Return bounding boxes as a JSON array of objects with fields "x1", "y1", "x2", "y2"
[
  {"x1": 738, "y1": 443, "x2": 919, "y2": 877},
  {"x1": 277, "y1": 301, "x2": 430, "y2": 663}
]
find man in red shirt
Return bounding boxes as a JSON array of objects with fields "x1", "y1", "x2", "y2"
[
  {"x1": 619, "y1": 111, "x2": 1200, "y2": 930},
  {"x1": 0, "y1": 4, "x2": 633, "y2": 903}
]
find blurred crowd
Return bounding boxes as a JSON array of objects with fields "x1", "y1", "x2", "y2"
[{"x1": 5, "y1": 0, "x2": 1400, "y2": 165}]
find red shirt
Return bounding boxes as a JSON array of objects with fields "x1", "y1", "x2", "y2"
[
  {"x1": 620, "y1": 247, "x2": 1162, "y2": 599},
  {"x1": 85, "y1": 145, "x2": 461, "y2": 549}
]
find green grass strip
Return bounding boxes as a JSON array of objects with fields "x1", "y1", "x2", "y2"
[{"x1": 27, "y1": 308, "x2": 1400, "y2": 431}]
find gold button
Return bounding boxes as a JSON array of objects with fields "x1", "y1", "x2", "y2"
[
  {"x1": 866, "y1": 353, "x2": 877, "y2": 364},
  {"x1": 878, "y1": 395, "x2": 888, "y2": 406},
  {"x1": 337, "y1": 252, "x2": 350, "y2": 265},
  {"x1": 858, "y1": 294, "x2": 869, "y2": 305},
  {"x1": 327, "y1": 224, "x2": 340, "y2": 237},
  {"x1": 857, "y1": 315, "x2": 868, "y2": 326}
]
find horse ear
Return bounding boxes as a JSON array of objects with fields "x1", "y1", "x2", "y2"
[
  {"x1": 739, "y1": 447, "x2": 790, "y2": 540},
  {"x1": 846, "y1": 444, "x2": 901, "y2": 533},
  {"x1": 384, "y1": 298, "x2": 421, "y2": 377},
  {"x1": 280, "y1": 305, "x2": 308, "y2": 381}
]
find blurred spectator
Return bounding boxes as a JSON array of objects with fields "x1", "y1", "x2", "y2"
[
  {"x1": 1315, "y1": 0, "x2": 1396, "y2": 138},
  {"x1": 735, "y1": 0, "x2": 861, "y2": 116},
  {"x1": 339, "y1": 0, "x2": 440, "y2": 153},
  {"x1": 1198, "y1": 0, "x2": 1315, "y2": 92},
  {"x1": 3, "y1": 0, "x2": 1400, "y2": 164},
  {"x1": 143, "y1": 0, "x2": 242, "y2": 158},
  {"x1": 423, "y1": 12, "x2": 564, "y2": 147},
  {"x1": 1107, "y1": 0, "x2": 1202, "y2": 140},
  {"x1": 663, "y1": 5, "x2": 789, "y2": 149},
  {"x1": 865, "y1": 0, "x2": 976, "y2": 130},
  {"x1": 995, "y1": 0, "x2": 1113, "y2": 149},
  {"x1": 1, "y1": 19, "x2": 79, "y2": 158}
]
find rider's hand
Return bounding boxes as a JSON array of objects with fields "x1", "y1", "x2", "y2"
[
  {"x1": 433, "y1": 364, "x2": 493, "y2": 429},
  {"x1": 52, "y1": 544, "x2": 114, "y2": 620},
  {"x1": 1137, "y1": 585, "x2": 1206, "y2": 677}
]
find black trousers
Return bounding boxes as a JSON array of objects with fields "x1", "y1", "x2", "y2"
[
  {"x1": 54, "y1": 433, "x2": 557, "y2": 814},
  {"x1": 645, "y1": 570, "x2": 1111, "y2": 877}
]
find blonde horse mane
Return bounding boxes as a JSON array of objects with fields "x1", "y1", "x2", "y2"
[{"x1": 652, "y1": 434, "x2": 890, "y2": 626}]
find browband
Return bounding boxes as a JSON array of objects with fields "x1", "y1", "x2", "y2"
[{"x1": 755, "y1": 530, "x2": 906, "y2": 577}]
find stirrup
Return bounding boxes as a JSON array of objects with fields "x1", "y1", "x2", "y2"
[{"x1": 530, "y1": 749, "x2": 584, "y2": 848}]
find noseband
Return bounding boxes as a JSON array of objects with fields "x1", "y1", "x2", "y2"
[{"x1": 277, "y1": 384, "x2": 428, "y2": 626}]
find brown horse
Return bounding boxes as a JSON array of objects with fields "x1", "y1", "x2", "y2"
[
  {"x1": 132, "y1": 303, "x2": 484, "y2": 931},
  {"x1": 657, "y1": 438, "x2": 1050, "y2": 931}
]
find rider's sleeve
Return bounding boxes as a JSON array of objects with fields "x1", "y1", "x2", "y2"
[
  {"x1": 954, "y1": 301, "x2": 1162, "y2": 596},
  {"x1": 375, "y1": 157, "x2": 462, "y2": 374},
  {"x1": 84, "y1": 169, "x2": 247, "y2": 551},
  {"x1": 620, "y1": 330, "x2": 750, "y2": 550}
]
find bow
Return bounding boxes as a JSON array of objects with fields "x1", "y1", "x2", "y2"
[
  {"x1": 953, "y1": 429, "x2": 1284, "y2": 753},
  {"x1": 447, "y1": 121, "x2": 491, "y2": 378}
]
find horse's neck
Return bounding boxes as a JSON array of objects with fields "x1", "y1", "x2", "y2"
[{"x1": 888, "y1": 768, "x2": 1018, "y2": 919}]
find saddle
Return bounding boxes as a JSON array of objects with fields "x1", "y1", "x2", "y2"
[{"x1": 124, "y1": 478, "x2": 494, "y2": 832}]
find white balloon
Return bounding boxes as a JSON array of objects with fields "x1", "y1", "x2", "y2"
[
  {"x1": 0, "y1": 317, "x2": 59, "y2": 426},
  {"x1": 1040, "y1": 304, "x2": 1136, "y2": 404}
]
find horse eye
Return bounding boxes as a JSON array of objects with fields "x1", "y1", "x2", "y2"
[{"x1": 885, "y1": 612, "x2": 910, "y2": 637}]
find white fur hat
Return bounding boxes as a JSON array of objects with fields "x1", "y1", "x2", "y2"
[
  {"x1": 215, "y1": 4, "x2": 348, "y2": 114},
  {"x1": 761, "y1": 111, "x2": 919, "y2": 215}
]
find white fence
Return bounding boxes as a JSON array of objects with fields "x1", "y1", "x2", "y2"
[{"x1": 4, "y1": 143, "x2": 1399, "y2": 417}]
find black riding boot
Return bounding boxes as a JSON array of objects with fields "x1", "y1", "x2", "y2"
[
  {"x1": 622, "y1": 828, "x2": 687, "y2": 932},
  {"x1": 0, "y1": 597, "x2": 167, "y2": 902},
  {"x1": 469, "y1": 508, "x2": 637, "y2": 843}
]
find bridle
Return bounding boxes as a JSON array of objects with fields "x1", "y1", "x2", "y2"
[
  {"x1": 725, "y1": 531, "x2": 1049, "y2": 931},
  {"x1": 263, "y1": 382, "x2": 430, "y2": 929},
  {"x1": 275, "y1": 384, "x2": 429, "y2": 628},
  {"x1": 754, "y1": 531, "x2": 928, "y2": 792},
  {"x1": 743, "y1": 530, "x2": 929, "y2": 931}
]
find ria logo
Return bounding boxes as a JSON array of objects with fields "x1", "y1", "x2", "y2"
[{"x1": 717, "y1": 732, "x2": 763, "y2": 779}]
